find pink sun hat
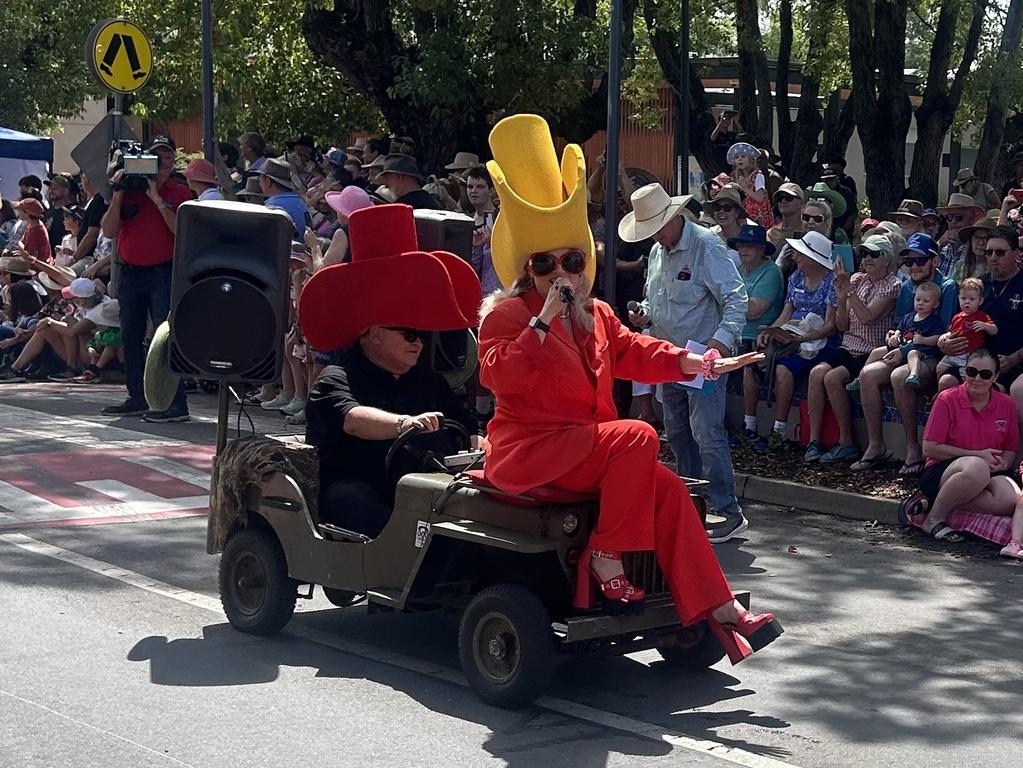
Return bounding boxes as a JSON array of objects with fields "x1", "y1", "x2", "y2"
[{"x1": 325, "y1": 186, "x2": 373, "y2": 219}]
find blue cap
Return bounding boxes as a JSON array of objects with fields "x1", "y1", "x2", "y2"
[
  {"x1": 922, "y1": 208, "x2": 943, "y2": 220},
  {"x1": 901, "y1": 232, "x2": 937, "y2": 258}
]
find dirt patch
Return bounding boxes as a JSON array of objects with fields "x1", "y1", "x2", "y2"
[{"x1": 659, "y1": 440, "x2": 918, "y2": 500}]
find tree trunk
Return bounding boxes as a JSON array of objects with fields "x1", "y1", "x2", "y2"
[
  {"x1": 787, "y1": 0, "x2": 838, "y2": 186},
  {"x1": 643, "y1": 0, "x2": 718, "y2": 176},
  {"x1": 974, "y1": 0, "x2": 1023, "y2": 183},
  {"x1": 775, "y1": 0, "x2": 795, "y2": 164},
  {"x1": 907, "y1": 0, "x2": 987, "y2": 205},
  {"x1": 822, "y1": 92, "x2": 856, "y2": 163},
  {"x1": 846, "y1": 0, "x2": 913, "y2": 216},
  {"x1": 735, "y1": 0, "x2": 774, "y2": 146}
]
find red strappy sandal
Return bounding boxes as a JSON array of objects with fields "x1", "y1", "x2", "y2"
[
  {"x1": 573, "y1": 548, "x2": 645, "y2": 614},
  {"x1": 707, "y1": 609, "x2": 784, "y2": 665}
]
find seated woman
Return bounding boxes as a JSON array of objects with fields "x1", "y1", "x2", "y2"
[
  {"x1": 804, "y1": 235, "x2": 900, "y2": 466},
  {"x1": 477, "y1": 114, "x2": 781, "y2": 664},
  {"x1": 905, "y1": 349, "x2": 1020, "y2": 542},
  {"x1": 754, "y1": 231, "x2": 838, "y2": 451}
]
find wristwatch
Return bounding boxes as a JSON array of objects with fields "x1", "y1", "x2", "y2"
[{"x1": 528, "y1": 316, "x2": 550, "y2": 334}]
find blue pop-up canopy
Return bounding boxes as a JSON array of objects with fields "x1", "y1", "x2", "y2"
[{"x1": 0, "y1": 126, "x2": 53, "y2": 201}]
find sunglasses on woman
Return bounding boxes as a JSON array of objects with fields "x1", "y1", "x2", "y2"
[
  {"x1": 384, "y1": 327, "x2": 427, "y2": 343},
  {"x1": 775, "y1": 193, "x2": 799, "y2": 203},
  {"x1": 857, "y1": 249, "x2": 883, "y2": 259},
  {"x1": 801, "y1": 213, "x2": 825, "y2": 224},
  {"x1": 711, "y1": 203, "x2": 738, "y2": 214},
  {"x1": 963, "y1": 366, "x2": 995, "y2": 380},
  {"x1": 528, "y1": 249, "x2": 587, "y2": 276},
  {"x1": 900, "y1": 256, "x2": 931, "y2": 267}
]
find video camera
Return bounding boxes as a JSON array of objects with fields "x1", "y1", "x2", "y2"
[{"x1": 108, "y1": 140, "x2": 159, "y2": 194}]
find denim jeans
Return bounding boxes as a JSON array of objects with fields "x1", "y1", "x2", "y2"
[
  {"x1": 118, "y1": 260, "x2": 186, "y2": 410},
  {"x1": 659, "y1": 375, "x2": 740, "y2": 516}
]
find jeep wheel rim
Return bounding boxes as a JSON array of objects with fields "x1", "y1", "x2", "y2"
[
  {"x1": 473, "y1": 612, "x2": 520, "y2": 684},
  {"x1": 230, "y1": 551, "x2": 267, "y2": 615}
]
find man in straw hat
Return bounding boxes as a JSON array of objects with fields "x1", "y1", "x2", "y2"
[
  {"x1": 886, "y1": 199, "x2": 925, "y2": 238},
  {"x1": 951, "y1": 167, "x2": 999, "y2": 209},
  {"x1": 476, "y1": 114, "x2": 779, "y2": 661},
  {"x1": 936, "y1": 192, "x2": 984, "y2": 278},
  {"x1": 299, "y1": 203, "x2": 483, "y2": 537},
  {"x1": 255, "y1": 158, "x2": 310, "y2": 238},
  {"x1": 619, "y1": 181, "x2": 751, "y2": 542}
]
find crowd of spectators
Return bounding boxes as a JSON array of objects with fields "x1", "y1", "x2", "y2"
[{"x1": 7, "y1": 109, "x2": 1023, "y2": 553}]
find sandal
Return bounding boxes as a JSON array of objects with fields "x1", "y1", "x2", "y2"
[
  {"x1": 849, "y1": 451, "x2": 893, "y2": 471},
  {"x1": 897, "y1": 489, "x2": 929, "y2": 526},
  {"x1": 926, "y1": 521, "x2": 963, "y2": 543},
  {"x1": 1000, "y1": 540, "x2": 1023, "y2": 560},
  {"x1": 899, "y1": 459, "x2": 926, "y2": 477},
  {"x1": 71, "y1": 369, "x2": 100, "y2": 384}
]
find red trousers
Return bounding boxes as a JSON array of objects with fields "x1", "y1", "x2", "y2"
[{"x1": 548, "y1": 419, "x2": 734, "y2": 625}]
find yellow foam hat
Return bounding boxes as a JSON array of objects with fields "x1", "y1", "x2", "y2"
[{"x1": 486, "y1": 114, "x2": 596, "y2": 288}]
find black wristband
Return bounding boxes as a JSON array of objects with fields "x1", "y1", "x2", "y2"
[{"x1": 528, "y1": 316, "x2": 550, "y2": 334}]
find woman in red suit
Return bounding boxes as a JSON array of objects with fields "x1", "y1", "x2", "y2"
[{"x1": 477, "y1": 114, "x2": 782, "y2": 664}]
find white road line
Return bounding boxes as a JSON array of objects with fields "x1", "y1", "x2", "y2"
[
  {"x1": 119, "y1": 455, "x2": 211, "y2": 489},
  {"x1": 0, "y1": 532, "x2": 800, "y2": 768}
]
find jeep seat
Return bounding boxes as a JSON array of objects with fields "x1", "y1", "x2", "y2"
[{"x1": 463, "y1": 469, "x2": 595, "y2": 507}]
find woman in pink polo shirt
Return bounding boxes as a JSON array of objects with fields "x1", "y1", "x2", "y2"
[{"x1": 907, "y1": 349, "x2": 1019, "y2": 541}]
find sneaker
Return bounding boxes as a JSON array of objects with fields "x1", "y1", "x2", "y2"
[
  {"x1": 281, "y1": 397, "x2": 307, "y2": 416},
  {"x1": 708, "y1": 512, "x2": 750, "y2": 544},
  {"x1": 803, "y1": 440, "x2": 825, "y2": 462},
  {"x1": 141, "y1": 407, "x2": 191, "y2": 423},
  {"x1": 48, "y1": 369, "x2": 81, "y2": 382},
  {"x1": 820, "y1": 443, "x2": 861, "y2": 463},
  {"x1": 0, "y1": 369, "x2": 26, "y2": 383},
  {"x1": 260, "y1": 393, "x2": 292, "y2": 410},
  {"x1": 101, "y1": 398, "x2": 149, "y2": 416},
  {"x1": 845, "y1": 378, "x2": 860, "y2": 392},
  {"x1": 284, "y1": 409, "x2": 306, "y2": 426}
]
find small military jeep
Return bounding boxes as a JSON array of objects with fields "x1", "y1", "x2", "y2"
[{"x1": 209, "y1": 420, "x2": 747, "y2": 708}]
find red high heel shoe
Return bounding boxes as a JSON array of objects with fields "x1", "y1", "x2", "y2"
[
  {"x1": 707, "y1": 610, "x2": 783, "y2": 665},
  {"x1": 573, "y1": 548, "x2": 645, "y2": 614}
]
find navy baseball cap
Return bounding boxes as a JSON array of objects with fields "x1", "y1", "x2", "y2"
[{"x1": 901, "y1": 232, "x2": 937, "y2": 258}]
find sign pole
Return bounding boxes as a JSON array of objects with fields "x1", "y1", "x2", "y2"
[
  {"x1": 201, "y1": 0, "x2": 215, "y2": 161},
  {"x1": 602, "y1": 0, "x2": 625, "y2": 308},
  {"x1": 110, "y1": 91, "x2": 124, "y2": 298}
]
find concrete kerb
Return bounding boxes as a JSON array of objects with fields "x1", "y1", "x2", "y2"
[{"x1": 735, "y1": 472, "x2": 900, "y2": 525}]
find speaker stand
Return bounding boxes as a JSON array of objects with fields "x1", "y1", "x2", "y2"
[{"x1": 215, "y1": 382, "x2": 230, "y2": 456}]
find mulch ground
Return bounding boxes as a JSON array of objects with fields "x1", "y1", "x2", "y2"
[{"x1": 658, "y1": 440, "x2": 919, "y2": 500}]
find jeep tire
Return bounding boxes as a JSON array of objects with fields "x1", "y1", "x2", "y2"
[
  {"x1": 458, "y1": 584, "x2": 557, "y2": 708},
  {"x1": 657, "y1": 622, "x2": 726, "y2": 669},
  {"x1": 219, "y1": 528, "x2": 297, "y2": 635}
]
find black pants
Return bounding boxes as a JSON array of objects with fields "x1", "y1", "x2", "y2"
[{"x1": 321, "y1": 480, "x2": 392, "y2": 538}]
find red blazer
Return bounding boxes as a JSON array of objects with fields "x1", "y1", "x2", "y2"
[{"x1": 479, "y1": 290, "x2": 691, "y2": 494}]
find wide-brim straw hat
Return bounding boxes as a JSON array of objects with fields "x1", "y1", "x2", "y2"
[
  {"x1": 785, "y1": 231, "x2": 835, "y2": 270},
  {"x1": 35, "y1": 264, "x2": 76, "y2": 292},
  {"x1": 937, "y1": 192, "x2": 984, "y2": 221},
  {"x1": 958, "y1": 216, "x2": 997, "y2": 243},
  {"x1": 618, "y1": 183, "x2": 692, "y2": 243},
  {"x1": 0, "y1": 256, "x2": 33, "y2": 276},
  {"x1": 144, "y1": 321, "x2": 180, "y2": 412},
  {"x1": 485, "y1": 114, "x2": 595, "y2": 288},
  {"x1": 887, "y1": 199, "x2": 925, "y2": 219},
  {"x1": 951, "y1": 168, "x2": 979, "y2": 188},
  {"x1": 445, "y1": 152, "x2": 480, "y2": 171},
  {"x1": 701, "y1": 185, "x2": 744, "y2": 213}
]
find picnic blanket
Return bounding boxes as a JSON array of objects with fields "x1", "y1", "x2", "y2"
[{"x1": 906, "y1": 507, "x2": 1012, "y2": 546}]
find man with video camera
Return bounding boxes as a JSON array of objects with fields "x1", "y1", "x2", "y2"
[{"x1": 100, "y1": 135, "x2": 192, "y2": 422}]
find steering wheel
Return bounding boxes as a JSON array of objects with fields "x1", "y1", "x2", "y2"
[{"x1": 384, "y1": 417, "x2": 472, "y2": 482}]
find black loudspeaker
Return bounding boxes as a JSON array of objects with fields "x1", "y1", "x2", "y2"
[
  {"x1": 169, "y1": 201, "x2": 294, "y2": 382},
  {"x1": 414, "y1": 209, "x2": 475, "y2": 261}
]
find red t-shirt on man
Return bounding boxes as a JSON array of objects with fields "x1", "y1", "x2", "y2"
[
  {"x1": 117, "y1": 179, "x2": 192, "y2": 267},
  {"x1": 948, "y1": 310, "x2": 994, "y2": 354}
]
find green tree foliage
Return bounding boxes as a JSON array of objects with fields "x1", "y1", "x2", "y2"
[{"x1": 0, "y1": 0, "x2": 108, "y2": 132}]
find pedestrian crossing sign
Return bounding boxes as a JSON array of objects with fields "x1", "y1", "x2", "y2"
[{"x1": 87, "y1": 19, "x2": 153, "y2": 94}]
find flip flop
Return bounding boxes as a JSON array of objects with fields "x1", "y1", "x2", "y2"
[
  {"x1": 897, "y1": 489, "x2": 929, "y2": 526},
  {"x1": 899, "y1": 459, "x2": 926, "y2": 477},
  {"x1": 850, "y1": 451, "x2": 894, "y2": 472},
  {"x1": 926, "y1": 521, "x2": 963, "y2": 543}
]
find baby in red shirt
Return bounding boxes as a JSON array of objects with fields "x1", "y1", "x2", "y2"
[{"x1": 936, "y1": 277, "x2": 997, "y2": 379}]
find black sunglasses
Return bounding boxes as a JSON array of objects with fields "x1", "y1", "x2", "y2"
[
  {"x1": 985, "y1": 247, "x2": 1011, "y2": 257},
  {"x1": 964, "y1": 366, "x2": 995, "y2": 381},
  {"x1": 801, "y1": 213, "x2": 825, "y2": 223},
  {"x1": 857, "y1": 249, "x2": 884, "y2": 259},
  {"x1": 528, "y1": 249, "x2": 587, "y2": 276},
  {"x1": 711, "y1": 203, "x2": 738, "y2": 214},
  {"x1": 901, "y1": 256, "x2": 931, "y2": 267},
  {"x1": 776, "y1": 193, "x2": 798, "y2": 203},
  {"x1": 383, "y1": 327, "x2": 426, "y2": 343}
]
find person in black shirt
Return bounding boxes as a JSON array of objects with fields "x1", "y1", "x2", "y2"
[
  {"x1": 306, "y1": 333, "x2": 481, "y2": 536},
  {"x1": 70, "y1": 174, "x2": 108, "y2": 275},
  {"x1": 377, "y1": 154, "x2": 441, "y2": 210},
  {"x1": 299, "y1": 202, "x2": 483, "y2": 538}
]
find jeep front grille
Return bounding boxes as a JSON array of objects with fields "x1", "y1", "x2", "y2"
[{"x1": 623, "y1": 551, "x2": 670, "y2": 595}]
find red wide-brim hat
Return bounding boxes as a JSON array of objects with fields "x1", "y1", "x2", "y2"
[{"x1": 299, "y1": 204, "x2": 482, "y2": 350}]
